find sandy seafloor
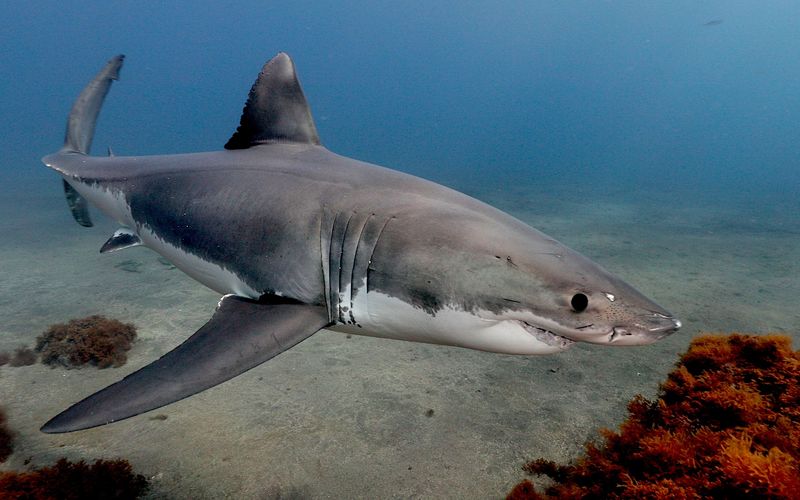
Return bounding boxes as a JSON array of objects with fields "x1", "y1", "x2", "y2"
[{"x1": 0, "y1": 171, "x2": 798, "y2": 499}]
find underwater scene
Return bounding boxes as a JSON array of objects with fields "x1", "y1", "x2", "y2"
[{"x1": 1, "y1": 1, "x2": 799, "y2": 498}]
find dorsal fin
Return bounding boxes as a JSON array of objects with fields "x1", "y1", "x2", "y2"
[{"x1": 225, "y1": 53, "x2": 320, "y2": 149}]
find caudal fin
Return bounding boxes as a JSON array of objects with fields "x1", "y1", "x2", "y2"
[
  {"x1": 62, "y1": 54, "x2": 124, "y2": 155},
  {"x1": 55, "y1": 55, "x2": 124, "y2": 227}
]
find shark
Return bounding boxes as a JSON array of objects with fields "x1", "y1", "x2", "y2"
[{"x1": 40, "y1": 53, "x2": 680, "y2": 433}]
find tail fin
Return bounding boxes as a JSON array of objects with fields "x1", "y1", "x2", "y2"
[
  {"x1": 63, "y1": 180, "x2": 93, "y2": 227},
  {"x1": 62, "y1": 55, "x2": 124, "y2": 154},
  {"x1": 58, "y1": 55, "x2": 124, "y2": 227}
]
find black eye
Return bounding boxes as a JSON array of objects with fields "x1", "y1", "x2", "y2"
[{"x1": 571, "y1": 293, "x2": 589, "y2": 312}]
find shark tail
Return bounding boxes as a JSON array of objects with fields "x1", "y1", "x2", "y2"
[
  {"x1": 62, "y1": 54, "x2": 124, "y2": 155},
  {"x1": 54, "y1": 55, "x2": 124, "y2": 227}
]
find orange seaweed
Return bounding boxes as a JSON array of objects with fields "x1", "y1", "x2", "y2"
[{"x1": 509, "y1": 333, "x2": 800, "y2": 499}]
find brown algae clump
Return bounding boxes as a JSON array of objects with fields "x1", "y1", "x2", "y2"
[
  {"x1": 35, "y1": 315, "x2": 137, "y2": 369},
  {"x1": 509, "y1": 333, "x2": 800, "y2": 499},
  {"x1": 7, "y1": 347, "x2": 37, "y2": 367},
  {"x1": 0, "y1": 458, "x2": 148, "y2": 498}
]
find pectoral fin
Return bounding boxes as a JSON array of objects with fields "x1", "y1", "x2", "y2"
[
  {"x1": 99, "y1": 228, "x2": 142, "y2": 253},
  {"x1": 41, "y1": 295, "x2": 330, "y2": 433}
]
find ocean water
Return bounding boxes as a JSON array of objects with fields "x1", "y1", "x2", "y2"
[{"x1": 1, "y1": 2, "x2": 799, "y2": 498}]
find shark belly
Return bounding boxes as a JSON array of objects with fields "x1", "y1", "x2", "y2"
[
  {"x1": 137, "y1": 224, "x2": 260, "y2": 298},
  {"x1": 66, "y1": 175, "x2": 260, "y2": 299},
  {"x1": 331, "y1": 289, "x2": 573, "y2": 355}
]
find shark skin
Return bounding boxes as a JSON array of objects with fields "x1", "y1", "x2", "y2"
[{"x1": 40, "y1": 53, "x2": 680, "y2": 433}]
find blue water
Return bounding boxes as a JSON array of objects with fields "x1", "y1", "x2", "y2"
[
  {"x1": 1, "y1": 2, "x2": 799, "y2": 497},
  {"x1": 3, "y1": 1, "x2": 800, "y2": 198}
]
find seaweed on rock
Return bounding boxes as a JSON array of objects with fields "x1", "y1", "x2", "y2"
[
  {"x1": 35, "y1": 315, "x2": 137, "y2": 369},
  {"x1": 508, "y1": 333, "x2": 800, "y2": 499}
]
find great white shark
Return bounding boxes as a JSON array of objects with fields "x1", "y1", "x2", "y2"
[{"x1": 40, "y1": 54, "x2": 680, "y2": 433}]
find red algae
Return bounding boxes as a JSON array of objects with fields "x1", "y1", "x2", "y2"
[
  {"x1": 508, "y1": 333, "x2": 800, "y2": 499},
  {"x1": 0, "y1": 458, "x2": 148, "y2": 499},
  {"x1": 35, "y1": 315, "x2": 137, "y2": 369}
]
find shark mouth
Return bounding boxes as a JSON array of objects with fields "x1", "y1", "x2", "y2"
[{"x1": 519, "y1": 321, "x2": 575, "y2": 349}]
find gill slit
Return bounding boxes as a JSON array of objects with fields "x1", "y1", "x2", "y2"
[
  {"x1": 328, "y1": 211, "x2": 342, "y2": 323},
  {"x1": 319, "y1": 212, "x2": 330, "y2": 321},
  {"x1": 366, "y1": 216, "x2": 394, "y2": 293},
  {"x1": 349, "y1": 212, "x2": 374, "y2": 322},
  {"x1": 336, "y1": 212, "x2": 356, "y2": 323}
]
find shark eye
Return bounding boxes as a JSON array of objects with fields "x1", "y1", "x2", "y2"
[{"x1": 571, "y1": 293, "x2": 589, "y2": 312}]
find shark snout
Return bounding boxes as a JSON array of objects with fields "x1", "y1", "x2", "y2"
[{"x1": 609, "y1": 313, "x2": 681, "y2": 345}]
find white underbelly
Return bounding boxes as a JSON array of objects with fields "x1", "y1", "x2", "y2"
[
  {"x1": 70, "y1": 178, "x2": 259, "y2": 298},
  {"x1": 331, "y1": 290, "x2": 571, "y2": 355},
  {"x1": 139, "y1": 226, "x2": 260, "y2": 298}
]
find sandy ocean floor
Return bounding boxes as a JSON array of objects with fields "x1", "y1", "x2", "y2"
[{"x1": 1, "y1": 174, "x2": 798, "y2": 499}]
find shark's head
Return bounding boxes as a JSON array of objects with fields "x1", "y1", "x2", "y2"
[
  {"x1": 469, "y1": 221, "x2": 682, "y2": 349},
  {"x1": 368, "y1": 203, "x2": 680, "y2": 352},
  {"x1": 494, "y1": 248, "x2": 681, "y2": 347}
]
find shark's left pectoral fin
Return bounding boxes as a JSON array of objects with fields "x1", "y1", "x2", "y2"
[{"x1": 41, "y1": 295, "x2": 330, "y2": 433}]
